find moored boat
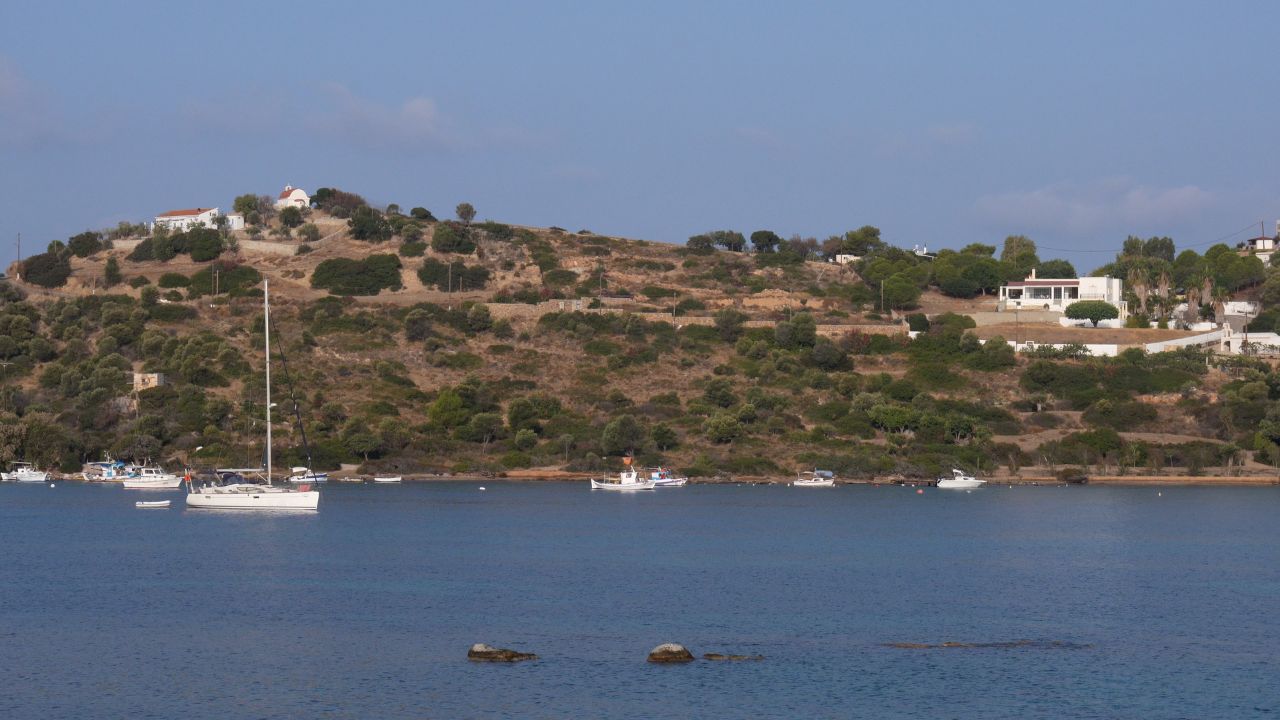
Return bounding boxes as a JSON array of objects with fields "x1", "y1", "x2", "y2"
[
  {"x1": 647, "y1": 467, "x2": 688, "y2": 487},
  {"x1": 186, "y1": 281, "x2": 319, "y2": 511},
  {"x1": 3, "y1": 461, "x2": 49, "y2": 483},
  {"x1": 135, "y1": 500, "x2": 171, "y2": 508},
  {"x1": 287, "y1": 467, "x2": 328, "y2": 483},
  {"x1": 372, "y1": 475, "x2": 402, "y2": 483},
  {"x1": 590, "y1": 458, "x2": 655, "y2": 491},
  {"x1": 936, "y1": 468, "x2": 985, "y2": 489},
  {"x1": 792, "y1": 470, "x2": 836, "y2": 487},
  {"x1": 122, "y1": 466, "x2": 182, "y2": 489}
]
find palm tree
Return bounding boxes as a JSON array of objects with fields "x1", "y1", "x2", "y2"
[
  {"x1": 1211, "y1": 285, "x2": 1230, "y2": 325},
  {"x1": 1127, "y1": 267, "x2": 1150, "y2": 315},
  {"x1": 1155, "y1": 270, "x2": 1172, "y2": 319},
  {"x1": 1184, "y1": 274, "x2": 1204, "y2": 326}
]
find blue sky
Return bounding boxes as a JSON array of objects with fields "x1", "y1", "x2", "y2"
[{"x1": 3, "y1": 1, "x2": 1278, "y2": 274}]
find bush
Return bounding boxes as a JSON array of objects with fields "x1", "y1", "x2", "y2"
[
  {"x1": 410, "y1": 207, "x2": 435, "y2": 221},
  {"x1": 399, "y1": 240, "x2": 427, "y2": 257},
  {"x1": 185, "y1": 228, "x2": 224, "y2": 262},
  {"x1": 188, "y1": 263, "x2": 262, "y2": 297},
  {"x1": 68, "y1": 231, "x2": 104, "y2": 257},
  {"x1": 128, "y1": 276, "x2": 150, "y2": 288},
  {"x1": 430, "y1": 223, "x2": 476, "y2": 254},
  {"x1": 905, "y1": 313, "x2": 930, "y2": 332},
  {"x1": 311, "y1": 255, "x2": 404, "y2": 296},
  {"x1": 417, "y1": 259, "x2": 489, "y2": 291},
  {"x1": 22, "y1": 252, "x2": 71, "y2": 288},
  {"x1": 158, "y1": 272, "x2": 191, "y2": 288}
]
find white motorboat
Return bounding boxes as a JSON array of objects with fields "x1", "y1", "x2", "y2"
[
  {"x1": 338, "y1": 476, "x2": 366, "y2": 483},
  {"x1": 590, "y1": 461, "x2": 655, "y2": 491},
  {"x1": 135, "y1": 500, "x2": 171, "y2": 508},
  {"x1": 936, "y1": 468, "x2": 986, "y2": 489},
  {"x1": 792, "y1": 470, "x2": 836, "y2": 487},
  {"x1": 187, "y1": 281, "x2": 319, "y2": 511},
  {"x1": 2, "y1": 462, "x2": 49, "y2": 483},
  {"x1": 287, "y1": 467, "x2": 328, "y2": 483},
  {"x1": 646, "y1": 467, "x2": 687, "y2": 487},
  {"x1": 122, "y1": 466, "x2": 182, "y2": 489},
  {"x1": 372, "y1": 475, "x2": 402, "y2": 483}
]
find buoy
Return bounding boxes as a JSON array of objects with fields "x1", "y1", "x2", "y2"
[
  {"x1": 1157, "y1": 492, "x2": 1162, "y2": 497},
  {"x1": 916, "y1": 489, "x2": 924, "y2": 495},
  {"x1": 479, "y1": 486, "x2": 486, "y2": 491},
  {"x1": 50, "y1": 483, "x2": 55, "y2": 488}
]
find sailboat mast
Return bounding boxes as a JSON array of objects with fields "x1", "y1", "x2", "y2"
[{"x1": 264, "y1": 280, "x2": 272, "y2": 485}]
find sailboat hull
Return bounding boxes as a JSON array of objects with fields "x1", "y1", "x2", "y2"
[{"x1": 186, "y1": 487, "x2": 320, "y2": 510}]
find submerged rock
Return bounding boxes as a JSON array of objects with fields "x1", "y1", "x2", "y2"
[
  {"x1": 885, "y1": 640, "x2": 1092, "y2": 650},
  {"x1": 467, "y1": 643, "x2": 538, "y2": 662},
  {"x1": 647, "y1": 643, "x2": 695, "y2": 663},
  {"x1": 703, "y1": 653, "x2": 764, "y2": 661}
]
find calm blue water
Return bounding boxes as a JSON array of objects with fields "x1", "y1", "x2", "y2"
[{"x1": 1, "y1": 481, "x2": 1278, "y2": 719}]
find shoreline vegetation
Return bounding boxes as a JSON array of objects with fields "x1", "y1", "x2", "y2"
[{"x1": 6, "y1": 196, "x2": 1280, "y2": 488}]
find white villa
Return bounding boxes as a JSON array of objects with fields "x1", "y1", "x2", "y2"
[
  {"x1": 998, "y1": 269, "x2": 1126, "y2": 317},
  {"x1": 152, "y1": 207, "x2": 243, "y2": 232},
  {"x1": 154, "y1": 207, "x2": 217, "y2": 232},
  {"x1": 275, "y1": 185, "x2": 310, "y2": 210}
]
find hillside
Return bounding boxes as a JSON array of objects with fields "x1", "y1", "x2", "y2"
[{"x1": 3, "y1": 202, "x2": 1278, "y2": 482}]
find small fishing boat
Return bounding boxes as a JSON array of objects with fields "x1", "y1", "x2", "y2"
[
  {"x1": 647, "y1": 467, "x2": 688, "y2": 487},
  {"x1": 792, "y1": 470, "x2": 836, "y2": 487},
  {"x1": 82, "y1": 456, "x2": 139, "y2": 483},
  {"x1": 337, "y1": 476, "x2": 365, "y2": 483},
  {"x1": 590, "y1": 457, "x2": 655, "y2": 491},
  {"x1": 2, "y1": 461, "x2": 49, "y2": 483},
  {"x1": 936, "y1": 468, "x2": 985, "y2": 489},
  {"x1": 135, "y1": 500, "x2": 171, "y2": 509},
  {"x1": 372, "y1": 475, "x2": 402, "y2": 483}
]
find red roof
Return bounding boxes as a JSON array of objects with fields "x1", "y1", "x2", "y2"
[
  {"x1": 1005, "y1": 279, "x2": 1080, "y2": 287},
  {"x1": 156, "y1": 208, "x2": 210, "y2": 217},
  {"x1": 278, "y1": 186, "x2": 305, "y2": 199}
]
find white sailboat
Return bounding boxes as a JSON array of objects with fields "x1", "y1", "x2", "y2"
[
  {"x1": 936, "y1": 468, "x2": 985, "y2": 489},
  {"x1": 122, "y1": 466, "x2": 182, "y2": 489},
  {"x1": 187, "y1": 281, "x2": 320, "y2": 511},
  {"x1": 2, "y1": 461, "x2": 49, "y2": 483}
]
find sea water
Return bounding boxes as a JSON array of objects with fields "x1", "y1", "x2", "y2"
[{"x1": 1, "y1": 481, "x2": 1277, "y2": 719}]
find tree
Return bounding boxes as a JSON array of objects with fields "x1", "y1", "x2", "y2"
[
  {"x1": 1065, "y1": 300, "x2": 1120, "y2": 327},
  {"x1": 103, "y1": 257, "x2": 122, "y2": 287},
  {"x1": 455, "y1": 202, "x2": 476, "y2": 226},
  {"x1": 881, "y1": 273, "x2": 921, "y2": 310},
  {"x1": 279, "y1": 206, "x2": 303, "y2": 228},
  {"x1": 686, "y1": 234, "x2": 715, "y2": 254},
  {"x1": 431, "y1": 224, "x2": 476, "y2": 254},
  {"x1": 700, "y1": 230, "x2": 745, "y2": 252},
  {"x1": 22, "y1": 252, "x2": 71, "y2": 288},
  {"x1": 601, "y1": 416, "x2": 645, "y2": 455},
  {"x1": 750, "y1": 230, "x2": 782, "y2": 253},
  {"x1": 233, "y1": 193, "x2": 261, "y2": 218},
  {"x1": 1036, "y1": 259, "x2": 1077, "y2": 278},
  {"x1": 713, "y1": 308, "x2": 748, "y2": 342},
  {"x1": 650, "y1": 423, "x2": 678, "y2": 450},
  {"x1": 68, "y1": 231, "x2": 104, "y2": 258},
  {"x1": 429, "y1": 389, "x2": 468, "y2": 428},
  {"x1": 410, "y1": 207, "x2": 435, "y2": 221},
  {"x1": 348, "y1": 206, "x2": 392, "y2": 242},
  {"x1": 839, "y1": 226, "x2": 885, "y2": 256},
  {"x1": 298, "y1": 223, "x2": 321, "y2": 243},
  {"x1": 702, "y1": 412, "x2": 743, "y2": 443},
  {"x1": 1000, "y1": 235, "x2": 1039, "y2": 272}
]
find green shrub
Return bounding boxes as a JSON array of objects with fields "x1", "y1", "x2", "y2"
[
  {"x1": 417, "y1": 259, "x2": 490, "y2": 291},
  {"x1": 311, "y1": 255, "x2": 403, "y2": 296},
  {"x1": 430, "y1": 223, "x2": 476, "y2": 254},
  {"x1": 399, "y1": 240, "x2": 427, "y2": 257},
  {"x1": 128, "y1": 276, "x2": 150, "y2": 288},
  {"x1": 158, "y1": 273, "x2": 191, "y2": 288},
  {"x1": 148, "y1": 303, "x2": 198, "y2": 322},
  {"x1": 188, "y1": 263, "x2": 262, "y2": 297},
  {"x1": 22, "y1": 252, "x2": 72, "y2": 288}
]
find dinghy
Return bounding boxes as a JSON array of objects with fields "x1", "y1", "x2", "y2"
[{"x1": 135, "y1": 500, "x2": 171, "y2": 509}]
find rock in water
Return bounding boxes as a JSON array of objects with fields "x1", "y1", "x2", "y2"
[
  {"x1": 467, "y1": 643, "x2": 538, "y2": 662},
  {"x1": 703, "y1": 653, "x2": 765, "y2": 661},
  {"x1": 647, "y1": 643, "x2": 695, "y2": 663}
]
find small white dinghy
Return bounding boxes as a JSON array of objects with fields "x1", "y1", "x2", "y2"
[
  {"x1": 373, "y1": 475, "x2": 402, "y2": 483},
  {"x1": 135, "y1": 500, "x2": 171, "y2": 509}
]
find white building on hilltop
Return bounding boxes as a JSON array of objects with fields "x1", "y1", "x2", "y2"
[
  {"x1": 998, "y1": 268, "x2": 1126, "y2": 317},
  {"x1": 275, "y1": 185, "x2": 310, "y2": 210},
  {"x1": 154, "y1": 207, "x2": 219, "y2": 232}
]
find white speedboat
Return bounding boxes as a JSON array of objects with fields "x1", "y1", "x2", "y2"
[
  {"x1": 936, "y1": 468, "x2": 985, "y2": 489},
  {"x1": 287, "y1": 467, "x2": 329, "y2": 483},
  {"x1": 590, "y1": 465, "x2": 655, "y2": 491},
  {"x1": 123, "y1": 466, "x2": 182, "y2": 489},
  {"x1": 3, "y1": 462, "x2": 49, "y2": 483},
  {"x1": 135, "y1": 500, "x2": 171, "y2": 508},
  {"x1": 372, "y1": 475, "x2": 402, "y2": 483},
  {"x1": 187, "y1": 281, "x2": 319, "y2": 511},
  {"x1": 647, "y1": 467, "x2": 688, "y2": 487},
  {"x1": 792, "y1": 470, "x2": 836, "y2": 487}
]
